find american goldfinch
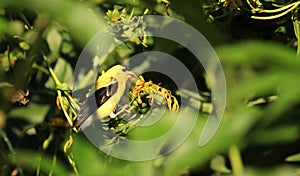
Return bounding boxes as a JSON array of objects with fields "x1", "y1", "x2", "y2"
[{"x1": 76, "y1": 65, "x2": 136, "y2": 127}]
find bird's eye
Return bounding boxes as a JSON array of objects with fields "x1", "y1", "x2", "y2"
[{"x1": 122, "y1": 66, "x2": 128, "y2": 72}]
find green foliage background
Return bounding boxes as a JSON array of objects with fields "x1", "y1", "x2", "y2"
[{"x1": 1, "y1": 0, "x2": 300, "y2": 175}]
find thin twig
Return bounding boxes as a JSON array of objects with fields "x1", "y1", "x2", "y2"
[
  {"x1": 42, "y1": 54, "x2": 79, "y2": 131},
  {"x1": 67, "y1": 153, "x2": 80, "y2": 176},
  {"x1": 64, "y1": 91, "x2": 80, "y2": 111},
  {"x1": 32, "y1": 63, "x2": 50, "y2": 75},
  {"x1": 57, "y1": 90, "x2": 74, "y2": 128},
  {"x1": 251, "y1": 1, "x2": 300, "y2": 20},
  {"x1": 293, "y1": 11, "x2": 300, "y2": 59},
  {"x1": 255, "y1": 2, "x2": 297, "y2": 13}
]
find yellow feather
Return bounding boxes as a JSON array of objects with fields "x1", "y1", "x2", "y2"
[{"x1": 95, "y1": 65, "x2": 135, "y2": 118}]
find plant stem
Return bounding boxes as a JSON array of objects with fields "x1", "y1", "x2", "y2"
[
  {"x1": 64, "y1": 91, "x2": 80, "y2": 111},
  {"x1": 292, "y1": 8, "x2": 300, "y2": 59},
  {"x1": 32, "y1": 63, "x2": 50, "y2": 75},
  {"x1": 57, "y1": 90, "x2": 74, "y2": 127},
  {"x1": 229, "y1": 145, "x2": 244, "y2": 176},
  {"x1": 42, "y1": 55, "x2": 61, "y2": 86},
  {"x1": 42, "y1": 54, "x2": 79, "y2": 131},
  {"x1": 252, "y1": 1, "x2": 300, "y2": 20}
]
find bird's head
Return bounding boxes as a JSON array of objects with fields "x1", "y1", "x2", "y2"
[
  {"x1": 108, "y1": 65, "x2": 136, "y2": 80},
  {"x1": 96, "y1": 65, "x2": 136, "y2": 89}
]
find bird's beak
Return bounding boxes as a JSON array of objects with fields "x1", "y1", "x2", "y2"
[{"x1": 126, "y1": 71, "x2": 137, "y2": 79}]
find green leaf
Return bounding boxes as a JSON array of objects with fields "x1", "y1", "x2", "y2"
[
  {"x1": 249, "y1": 125, "x2": 299, "y2": 145},
  {"x1": 0, "y1": 8, "x2": 5, "y2": 15},
  {"x1": 23, "y1": 30, "x2": 38, "y2": 44},
  {"x1": 286, "y1": 153, "x2": 300, "y2": 162},
  {"x1": 164, "y1": 108, "x2": 260, "y2": 176},
  {"x1": 45, "y1": 58, "x2": 73, "y2": 89},
  {"x1": 14, "y1": 150, "x2": 71, "y2": 175},
  {"x1": 0, "y1": 18, "x2": 10, "y2": 34},
  {"x1": 46, "y1": 27, "x2": 62, "y2": 55},
  {"x1": 70, "y1": 136, "x2": 105, "y2": 175},
  {"x1": 19, "y1": 41, "x2": 30, "y2": 50},
  {"x1": 8, "y1": 103, "x2": 50, "y2": 124},
  {"x1": 210, "y1": 155, "x2": 231, "y2": 174},
  {"x1": 9, "y1": 20, "x2": 24, "y2": 35},
  {"x1": 244, "y1": 166, "x2": 299, "y2": 176},
  {"x1": 70, "y1": 136, "x2": 126, "y2": 175},
  {"x1": 61, "y1": 42, "x2": 73, "y2": 54}
]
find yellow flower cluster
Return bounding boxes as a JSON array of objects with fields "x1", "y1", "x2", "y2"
[{"x1": 129, "y1": 76, "x2": 179, "y2": 113}]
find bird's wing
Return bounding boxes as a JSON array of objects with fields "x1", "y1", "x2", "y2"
[{"x1": 75, "y1": 79, "x2": 118, "y2": 126}]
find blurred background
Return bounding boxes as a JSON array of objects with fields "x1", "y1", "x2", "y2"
[{"x1": 1, "y1": 0, "x2": 300, "y2": 175}]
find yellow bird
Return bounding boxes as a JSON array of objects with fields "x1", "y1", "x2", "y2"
[{"x1": 76, "y1": 65, "x2": 136, "y2": 127}]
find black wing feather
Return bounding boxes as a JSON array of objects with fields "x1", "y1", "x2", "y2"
[{"x1": 75, "y1": 80, "x2": 118, "y2": 127}]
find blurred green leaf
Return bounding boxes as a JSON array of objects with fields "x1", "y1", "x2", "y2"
[
  {"x1": 5, "y1": 0, "x2": 105, "y2": 45},
  {"x1": 0, "y1": 7, "x2": 4, "y2": 15},
  {"x1": 18, "y1": 41, "x2": 30, "y2": 51},
  {"x1": 210, "y1": 155, "x2": 231, "y2": 174},
  {"x1": 23, "y1": 30, "x2": 39, "y2": 45},
  {"x1": 243, "y1": 166, "x2": 299, "y2": 176},
  {"x1": 249, "y1": 125, "x2": 299, "y2": 145},
  {"x1": 0, "y1": 18, "x2": 10, "y2": 34},
  {"x1": 46, "y1": 27, "x2": 62, "y2": 55},
  {"x1": 70, "y1": 135, "x2": 127, "y2": 175},
  {"x1": 164, "y1": 107, "x2": 260, "y2": 176},
  {"x1": 8, "y1": 103, "x2": 49, "y2": 124},
  {"x1": 14, "y1": 150, "x2": 71, "y2": 175},
  {"x1": 286, "y1": 153, "x2": 300, "y2": 162},
  {"x1": 61, "y1": 42, "x2": 73, "y2": 54},
  {"x1": 128, "y1": 110, "x2": 177, "y2": 140},
  {"x1": 9, "y1": 20, "x2": 24, "y2": 35},
  {"x1": 218, "y1": 41, "x2": 300, "y2": 130}
]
